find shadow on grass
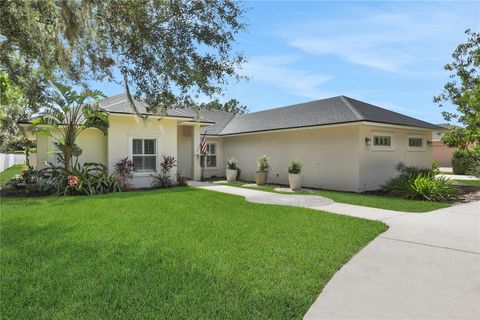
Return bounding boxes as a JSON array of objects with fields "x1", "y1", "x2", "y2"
[{"x1": 1, "y1": 186, "x2": 200, "y2": 208}]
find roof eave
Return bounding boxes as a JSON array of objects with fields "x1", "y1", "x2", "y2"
[{"x1": 219, "y1": 120, "x2": 440, "y2": 137}]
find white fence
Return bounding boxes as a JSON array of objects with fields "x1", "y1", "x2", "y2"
[{"x1": 0, "y1": 153, "x2": 26, "y2": 172}]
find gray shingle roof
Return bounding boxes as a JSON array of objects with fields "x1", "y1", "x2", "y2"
[
  {"x1": 181, "y1": 108, "x2": 235, "y2": 135},
  {"x1": 98, "y1": 93, "x2": 214, "y2": 122},
  {"x1": 94, "y1": 94, "x2": 441, "y2": 135},
  {"x1": 218, "y1": 96, "x2": 442, "y2": 135}
]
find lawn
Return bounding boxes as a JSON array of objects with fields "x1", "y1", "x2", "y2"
[
  {"x1": 454, "y1": 179, "x2": 480, "y2": 188},
  {"x1": 0, "y1": 164, "x2": 23, "y2": 187},
  {"x1": 219, "y1": 181, "x2": 449, "y2": 212},
  {"x1": 1, "y1": 188, "x2": 386, "y2": 319}
]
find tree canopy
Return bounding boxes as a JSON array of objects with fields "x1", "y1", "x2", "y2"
[
  {"x1": 1, "y1": 0, "x2": 246, "y2": 111},
  {"x1": 435, "y1": 29, "x2": 480, "y2": 153}
]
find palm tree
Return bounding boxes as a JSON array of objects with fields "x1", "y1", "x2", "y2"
[{"x1": 32, "y1": 82, "x2": 108, "y2": 169}]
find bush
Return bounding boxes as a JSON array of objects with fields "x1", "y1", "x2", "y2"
[
  {"x1": 226, "y1": 157, "x2": 238, "y2": 170},
  {"x1": 152, "y1": 156, "x2": 177, "y2": 188},
  {"x1": 466, "y1": 159, "x2": 480, "y2": 177},
  {"x1": 256, "y1": 155, "x2": 270, "y2": 172},
  {"x1": 382, "y1": 174, "x2": 458, "y2": 202},
  {"x1": 287, "y1": 159, "x2": 302, "y2": 174},
  {"x1": 115, "y1": 157, "x2": 135, "y2": 189},
  {"x1": 382, "y1": 162, "x2": 458, "y2": 202},
  {"x1": 38, "y1": 161, "x2": 122, "y2": 195},
  {"x1": 395, "y1": 162, "x2": 433, "y2": 177},
  {"x1": 451, "y1": 150, "x2": 473, "y2": 174}
]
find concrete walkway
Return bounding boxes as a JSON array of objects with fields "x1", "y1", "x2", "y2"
[
  {"x1": 189, "y1": 182, "x2": 480, "y2": 319},
  {"x1": 438, "y1": 173, "x2": 480, "y2": 181}
]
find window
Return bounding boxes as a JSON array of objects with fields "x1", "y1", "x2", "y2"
[
  {"x1": 408, "y1": 136, "x2": 425, "y2": 151},
  {"x1": 201, "y1": 143, "x2": 217, "y2": 168},
  {"x1": 371, "y1": 132, "x2": 394, "y2": 151},
  {"x1": 373, "y1": 135, "x2": 392, "y2": 147},
  {"x1": 132, "y1": 138, "x2": 157, "y2": 172},
  {"x1": 408, "y1": 137, "x2": 423, "y2": 148}
]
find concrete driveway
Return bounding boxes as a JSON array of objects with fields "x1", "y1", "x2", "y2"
[
  {"x1": 305, "y1": 201, "x2": 480, "y2": 320},
  {"x1": 190, "y1": 182, "x2": 480, "y2": 319}
]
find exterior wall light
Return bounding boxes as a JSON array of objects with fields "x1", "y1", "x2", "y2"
[
  {"x1": 365, "y1": 137, "x2": 371, "y2": 146},
  {"x1": 426, "y1": 140, "x2": 433, "y2": 147}
]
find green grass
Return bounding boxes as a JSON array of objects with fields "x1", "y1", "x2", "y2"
[
  {"x1": 220, "y1": 181, "x2": 449, "y2": 213},
  {"x1": 0, "y1": 164, "x2": 23, "y2": 187},
  {"x1": 0, "y1": 188, "x2": 386, "y2": 319},
  {"x1": 454, "y1": 179, "x2": 480, "y2": 188}
]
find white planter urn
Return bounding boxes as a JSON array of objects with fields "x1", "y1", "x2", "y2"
[
  {"x1": 255, "y1": 171, "x2": 268, "y2": 185},
  {"x1": 226, "y1": 169, "x2": 238, "y2": 182},
  {"x1": 288, "y1": 173, "x2": 302, "y2": 190}
]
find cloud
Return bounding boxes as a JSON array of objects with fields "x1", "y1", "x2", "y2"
[
  {"x1": 278, "y1": 6, "x2": 474, "y2": 73},
  {"x1": 241, "y1": 54, "x2": 333, "y2": 99}
]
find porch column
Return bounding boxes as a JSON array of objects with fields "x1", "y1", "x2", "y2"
[{"x1": 192, "y1": 126, "x2": 202, "y2": 180}]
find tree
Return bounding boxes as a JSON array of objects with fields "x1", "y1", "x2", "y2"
[
  {"x1": 32, "y1": 83, "x2": 109, "y2": 169},
  {"x1": 200, "y1": 98, "x2": 248, "y2": 115},
  {"x1": 1, "y1": 0, "x2": 246, "y2": 113},
  {"x1": 434, "y1": 29, "x2": 480, "y2": 155},
  {"x1": 0, "y1": 70, "x2": 32, "y2": 152}
]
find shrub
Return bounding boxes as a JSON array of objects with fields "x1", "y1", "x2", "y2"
[
  {"x1": 38, "y1": 161, "x2": 122, "y2": 195},
  {"x1": 431, "y1": 160, "x2": 440, "y2": 173},
  {"x1": 152, "y1": 156, "x2": 177, "y2": 188},
  {"x1": 21, "y1": 165, "x2": 37, "y2": 184},
  {"x1": 115, "y1": 157, "x2": 134, "y2": 180},
  {"x1": 226, "y1": 157, "x2": 238, "y2": 170},
  {"x1": 256, "y1": 155, "x2": 270, "y2": 172},
  {"x1": 466, "y1": 159, "x2": 480, "y2": 177},
  {"x1": 287, "y1": 159, "x2": 302, "y2": 174},
  {"x1": 115, "y1": 157, "x2": 135, "y2": 189},
  {"x1": 382, "y1": 174, "x2": 458, "y2": 202},
  {"x1": 395, "y1": 162, "x2": 433, "y2": 177},
  {"x1": 382, "y1": 162, "x2": 458, "y2": 202},
  {"x1": 451, "y1": 150, "x2": 473, "y2": 174}
]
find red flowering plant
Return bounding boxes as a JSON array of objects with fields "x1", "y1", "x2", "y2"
[
  {"x1": 68, "y1": 175, "x2": 80, "y2": 188},
  {"x1": 114, "y1": 157, "x2": 135, "y2": 189}
]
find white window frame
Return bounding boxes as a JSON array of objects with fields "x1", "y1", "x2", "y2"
[
  {"x1": 407, "y1": 135, "x2": 425, "y2": 151},
  {"x1": 202, "y1": 142, "x2": 218, "y2": 169},
  {"x1": 371, "y1": 132, "x2": 394, "y2": 151},
  {"x1": 128, "y1": 136, "x2": 159, "y2": 176}
]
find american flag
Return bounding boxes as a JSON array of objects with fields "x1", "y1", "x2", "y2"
[{"x1": 200, "y1": 132, "x2": 207, "y2": 154}]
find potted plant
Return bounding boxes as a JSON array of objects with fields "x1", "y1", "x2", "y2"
[
  {"x1": 226, "y1": 157, "x2": 238, "y2": 182},
  {"x1": 255, "y1": 155, "x2": 270, "y2": 185},
  {"x1": 287, "y1": 159, "x2": 302, "y2": 190}
]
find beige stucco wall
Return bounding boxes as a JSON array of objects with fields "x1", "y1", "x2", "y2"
[
  {"x1": 357, "y1": 125, "x2": 433, "y2": 191},
  {"x1": 222, "y1": 125, "x2": 361, "y2": 192},
  {"x1": 35, "y1": 128, "x2": 107, "y2": 170},
  {"x1": 177, "y1": 126, "x2": 193, "y2": 178},
  {"x1": 107, "y1": 114, "x2": 178, "y2": 188}
]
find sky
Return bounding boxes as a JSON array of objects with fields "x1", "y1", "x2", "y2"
[{"x1": 91, "y1": 1, "x2": 480, "y2": 125}]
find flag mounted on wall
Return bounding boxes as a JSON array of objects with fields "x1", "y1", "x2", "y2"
[{"x1": 200, "y1": 132, "x2": 207, "y2": 154}]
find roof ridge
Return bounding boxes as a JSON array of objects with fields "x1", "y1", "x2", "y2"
[
  {"x1": 243, "y1": 96, "x2": 339, "y2": 117},
  {"x1": 219, "y1": 113, "x2": 238, "y2": 135},
  {"x1": 339, "y1": 95, "x2": 363, "y2": 120},
  {"x1": 342, "y1": 95, "x2": 439, "y2": 126}
]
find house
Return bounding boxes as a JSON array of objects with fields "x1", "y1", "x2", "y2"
[
  {"x1": 28, "y1": 94, "x2": 442, "y2": 192},
  {"x1": 431, "y1": 123, "x2": 454, "y2": 167}
]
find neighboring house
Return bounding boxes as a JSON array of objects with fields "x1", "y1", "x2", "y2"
[
  {"x1": 25, "y1": 94, "x2": 442, "y2": 192},
  {"x1": 431, "y1": 123, "x2": 454, "y2": 167}
]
